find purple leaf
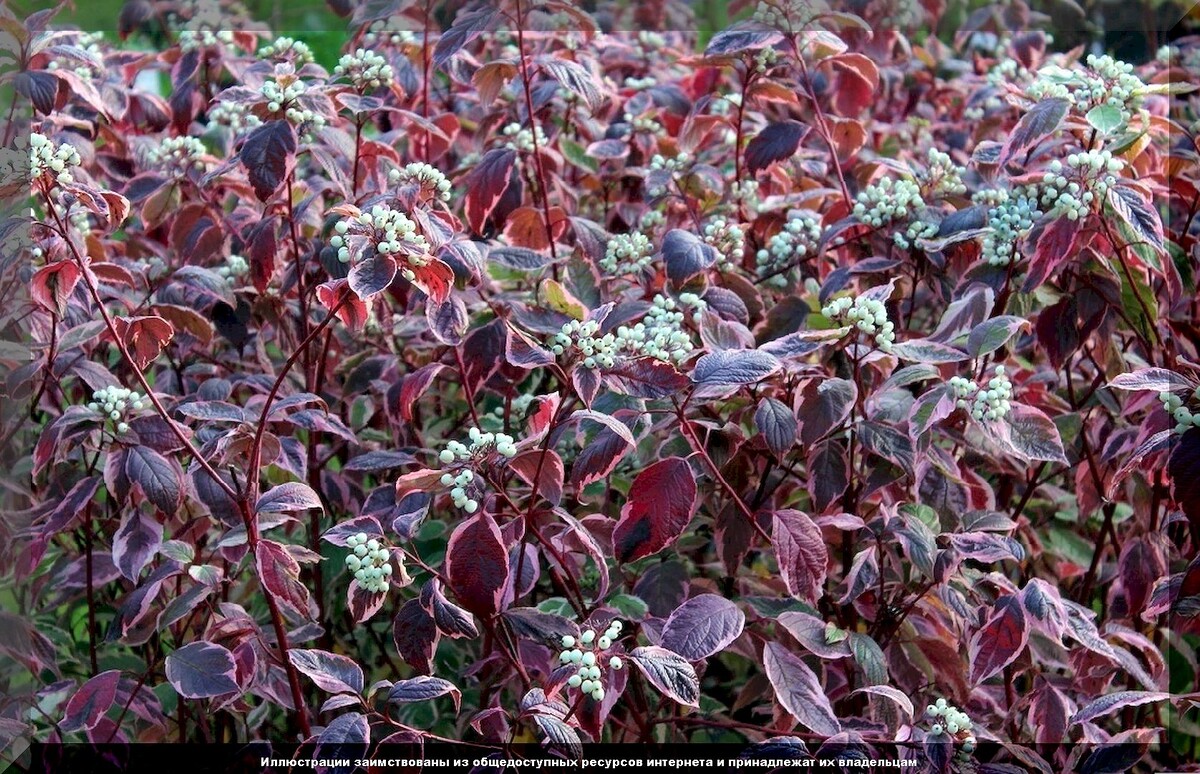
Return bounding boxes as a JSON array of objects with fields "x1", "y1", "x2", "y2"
[
  {"x1": 112, "y1": 511, "x2": 162, "y2": 581},
  {"x1": 772, "y1": 510, "x2": 828, "y2": 603},
  {"x1": 240, "y1": 120, "x2": 296, "y2": 201},
  {"x1": 256, "y1": 482, "x2": 324, "y2": 514},
  {"x1": 762, "y1": 642, "x2": 841, "y2": 736},
  {"x1": 165, "y1": 642, "x2": 239, "y2": 698},
  {"x1": 628, "y1": 646, "x2": 699, "y2": 707},
  {"x1": 387, "y1": 676, "x2": 462, "y2": 712},
  {"x1": 288, "y1": 649, "x2": 364, "y2": 695},
  {"x1": 445, "y1": 512, "x2": 509, "y2": 617},
  {"x1": 660, "y1": 595, "x2": 745, "y2": 661},
  {"x1": 746, "y1": 121, "x2": 808, "y2": 174}
]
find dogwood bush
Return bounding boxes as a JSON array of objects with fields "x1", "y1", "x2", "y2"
[{"x1": 2, "y1": 0, "x2": 1197, "y2": 769}]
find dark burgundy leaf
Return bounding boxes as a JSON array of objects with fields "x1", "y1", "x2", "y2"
[
  {"x1": 603, "y1": 357, "x2": 690, "y2": 399},
  {"x1": 124, "y1": 446, "x2": 181, "y2": 514},
  {"x1": 445, "y1": 512, "x2": 509, "y2": 617},
  {"x1": 112, "y1": 511, "x2": 162, "y2": 580},
  {"x1": 388, "y1": 677, "x2": 461, "y2": 712},
  {"x1": 1000, "y1": 98, "x2": 1069, "y2": 166},
  {"x1": 745, "y1": 121, "x2": 808, "y2": 174},
  {"x1": 662, "y1": 229, "x2": 718, "y2": 287},
  {"x1": 755, "y1": 397, "x2": 797, "y2": 459},
  {"x1": 692, "y1": 349, "x2": 781, "y2": 397},
  {"x1": 240, "y1": 120, "x2": 296, "y2": 202},
  {"x1": 393, "y1": 599, "x2": 439, "y2": 674}
]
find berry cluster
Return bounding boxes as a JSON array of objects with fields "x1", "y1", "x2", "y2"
[
  {"x1": 388, "y1": 162, "x2": 453, "y2": 203},
  {"x1": 29, "y1": 133, "x2": 82, "y2": 187},
  {"x1": 752, "y1": 0, "x2": 821, "y2": 32},
  {"x1": 616, "y1": 294, "x2": 702, "y2": 363},
  {"x1": 921, "y1": 148, "x2": 967, "y2": 198},
  {"x1": 557, "y1": 621, "x2": 624, "y2": 702},
  {"x1": 975, "y1": 186, "x2": 1043, "y2": 266},
  {"x1": 702, "y1": 218, "x2": 746, "y2": 272},
  {"x1": 756, "y1": 210, "x2": 822, "y2": 287},
  {"x1": 1028, "y1": 54, "x2": 1145, "y2": 129},
  {"x1": 177, "y1": 28, "x2": 235, "y2": 52},
  {"x1": 344, "y1": 533, "x2": 394, "y2": 594},
  {"x1": 363, "y1": 18, "x2": 417, "y2": 48},
  {"x1": 552, "y1": 319, "x2": 619, "y2": 370},
  {"x1": 330, "y1": 205, "x2": 431, "y2": 278},
  {"x1": 626, "y1": 113, "x2": 665, "y2": 136},
  {"x1": 333, "y1": 48, "x2": 394, "y2": 92},
  {"x1": 623, "y1": 76, "x2": 657, "y2": 91},
  {"x1": 950, "y1": 365, "x2": 1014, "y2": 422},
  {"x1": 209, "y1": 100, "x2": 262, "y2": 136},
  {"x1": 600, "y1": 232, "x2": 654, "y2": 275},
  {"x1": 258, "y1": 36, "x2": 315, "y2": 65},
  {"x1": 1039, "y1": 151, "x2": 1124, "y2": 221},
  {"x1": 147, "y1": 136, "x2": 207, "y2": 176},
  {"x1": 1160, "y1": 387, "x2": 1200, "y2": 435},
  {"x1": 822, "y1": 295, "x2": 896, "y2": 351},
  {"x1": 436, "y1": 427, "x2": 519, "y2": 511},
  {"x1": 87, "y1": 386, "x2": 145, "y2": 434},
  {"x1": 261, "y1": 75, "x2": 328, "y2": 136},
  {"x1": 636, "y1": 31, "x2": 666, "y2": 51},
  {"x1": 925, "y1": 698, "x2": 977, "y2": 753},
  {"x1": 752, "y1": 46, "x2": 779, "y2": 73},
  {"x1": 852, "y1": 177, "x2": 927, "y2": 246},
  {"x1": 730, "y1": 180, "x2": 761, "y2": 213},
  {"x1": 502, "y1": 122, "x2": 549, "y2": 152},
  {"x1": 648, "y1": 151, "x2": 691, "y2": 173},
  {"x1": 216, "y1": 253, "x2": 249, "y2": 284}
]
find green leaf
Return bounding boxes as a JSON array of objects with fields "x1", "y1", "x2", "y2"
[
  {"x1": 607, "y1": 593, "x2": 649, "y2": 620},
  {"x1": 1085, "y1": 104, "x2": 1124, "y2": 134},
  {"x1": 536, "y1": 597, "x2": 575, "y2": 617},
  {"x1": 560, "y1": 138, "x2": 599, "y2": 172},
  {"x1": 1119, "y1": 261, "x2": 1159, "y2": 344}
]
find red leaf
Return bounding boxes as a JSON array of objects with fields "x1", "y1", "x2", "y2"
[
  {"x1": 969, "y1": 595, "x2": 1028, "y2": 684},
  {"x1": 316, "y1": 280, "x2": 369, "y2": 330},
  {"x1": 772, "y1": 509, "x2": 828, "y2": 603},
  {"x1": 445, "y1": 512, "x2": 510, "y2": 617},
  {"x1": 395, "y1": 363, "x2": 445, "y2": 423},
  {"x1": 255, "y1": 540, "x2": 312, "y2": 620},
  {"x1": 462, "y1": 148, "x2": 516, "y2": 235},
  {"x1": 613, "y1": 458, "x2": 697, "y2": 563},
  {"x1": 246, "y1": 216, "x2": 278, "y2": 293},
  {"x1": 409, "y1": 257, "x2": 455, "y2": 305},
  {"x1": 31, "y1": 261, "x2": 80, "y2": 315},
  {"x1": 111, "y1": 315, "x2": 174, "y2": 370},
  {"x1": 61, "y1": 670, "x2": 121, "y2": 733},
  {"x1": 508, "y1": 449, "x2": 565, "y2": 507},
  {"x1": 1022, "y1": 215, "x2": 1082, "y2": 292}
]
